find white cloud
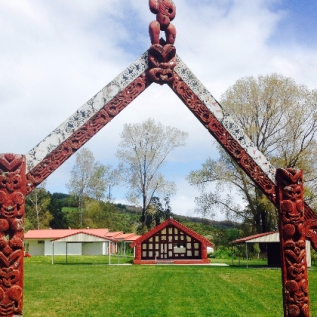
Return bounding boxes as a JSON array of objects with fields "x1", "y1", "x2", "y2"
[{"x1": 1, "y1": 0, "x2": 317, "y2": 221}]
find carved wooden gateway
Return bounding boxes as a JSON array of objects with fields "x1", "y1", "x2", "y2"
[{"x1": 2, "y1": 1, "x2": 317, "y2": 316}]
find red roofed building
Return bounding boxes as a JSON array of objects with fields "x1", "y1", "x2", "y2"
[
  {"x1": 130, "y1": 218, "x2": 213, "y2": 264},
  {"x1": 24, "y1": 228, "x2": 140, "y2": 256}
]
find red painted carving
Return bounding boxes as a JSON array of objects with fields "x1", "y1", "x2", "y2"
[
  {"x1": 148, "y1": 0, "x2": 177, "y2": 85},
  {"x1": 276, "y1": 168, "x2": 310, "y2": 317},
  {"x1": 0, "y1": 154, "x2": 25, "y2": 317},
  {"x1": 305, "y1": 219, "x2": 317, "y2": 251},
  {"x1": 149, "y1": 0, "x2": 176, "y2": 45},
  {"x1": 169, "y1": 76, "x2": 276, "y2": 202},
  {"x1": 148, "y1": 44, "x2": 176, "y2": 84},
  {"x1": 26, "y1": 74, "x2": 150, "y2": 193}
]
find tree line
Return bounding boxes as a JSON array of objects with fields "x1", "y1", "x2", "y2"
[{"x1": 25, "y1": 189, "x2": 242, "y2": 248}]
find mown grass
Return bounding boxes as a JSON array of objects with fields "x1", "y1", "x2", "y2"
[{"x1": 24, "y1": 256, "x2": 317, "y2": 317}]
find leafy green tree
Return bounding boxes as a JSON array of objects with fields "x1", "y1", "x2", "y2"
[
  {"x1": 149, "y1": 196, "x2": 172, "y2": 226},
  {"x1": 26, "y1": 182, "x2": 52, "y2": 229},
  {"x1": 188, "y1": 74, "x2": 317, "y2": 234},
  {"x1": 116, "y1": 118, "x2": 188, "y2": 228},
  {"x1": 67, "y1": 148, "x2": 115, "y2": 228},
  {"x1": 48, "y1": 193, "x2": 69, "y2": 229}
]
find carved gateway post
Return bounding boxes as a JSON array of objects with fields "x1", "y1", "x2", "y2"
[
  {"x1": 0, "y1": 154, "x2": 25, "y2": 317},
  {"x1": 276, "y1": 169, "x2": 310, "y2": 317}
]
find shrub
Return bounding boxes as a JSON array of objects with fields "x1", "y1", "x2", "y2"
[{"x1": 211, "y1": 247, "x2": 233, "y2": 259}]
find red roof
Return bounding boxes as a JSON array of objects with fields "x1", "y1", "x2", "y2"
[
  {"x1": 25, "y1": 228, "x2": 109, "y2": 240},
  {"x1": 24, "y1": 228, "x2": 139, "y2": 242},
  {"x1": 231, "y1": 231, "x2": 277, "y2": 244},
  {"x1": 130, "y1": 218, "x2": 213, "y2": 248},
  {"x1": 126, "y1": 235, "x2": 141, "y2": 242},
  {"x1": 104, "y1": 232, "x2": 123, "y2": 239},
  {"x1": 114, "y1": 233, "x2": 141, "y2": 241},
  {"x1": 52, "y1": 231, "x2": 117, "y2": 242}
]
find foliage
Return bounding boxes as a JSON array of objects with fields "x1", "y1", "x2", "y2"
[
  {"x1": 147, "y1": 196, "x2": 172, "y2": 227},
  {"x1": 66, "y1": 148, "x2": 116, "y2": 227},
  {"x1": 24, "y1": 256, "x2": 317, "y2": 316},
  {"x1": 116, "y1": 118, "x2": 188, "y2": 228},
  {"x1": 48, "y1": 193, "x2": 69, "y2": 229},
  {"x1": 312, "y1": 249, "x2": 317, "y2": 265},
  {"x1": 25, "y1": 182, "x2": 52, "y2": 230},
  {"x1": 188, "y1": 74, "x2": 317, "y2": 235},
  {"x1": 210, "y1": 246, "x2": 233, "y2": 259}
]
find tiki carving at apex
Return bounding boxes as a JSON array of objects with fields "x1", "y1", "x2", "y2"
[{"x1": 148, "y1": 0, "x2": 177, "y2": 84}]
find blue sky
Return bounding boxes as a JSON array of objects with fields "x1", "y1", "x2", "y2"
[
  {"x1": 1, "y1": 0, "x2": 317, "y2": 220},
  {"x1": 269, "y1": 1, "x2": 317, "y2": 48}
]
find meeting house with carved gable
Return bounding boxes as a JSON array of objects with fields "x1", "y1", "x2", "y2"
[{"x1": 131, "y1": 218, "x2": 213, "y2": 264}]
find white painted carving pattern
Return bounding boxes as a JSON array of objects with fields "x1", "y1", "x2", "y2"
[
  {"x1": 26, "y1": 52, "x2": 148, "y2": 172},
  {"x1": 26, "y1": 51, "x2": 276, "y2": 183},
  {"x1": 175, "y1": 56, "x2": 276, "y2": 182}
]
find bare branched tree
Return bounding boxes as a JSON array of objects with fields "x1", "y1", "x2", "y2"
[{"x1": 117, "y1": 118, "x2": 188, "y2": 227}]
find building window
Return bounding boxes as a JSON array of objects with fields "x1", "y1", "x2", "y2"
[{"x1": 174, "y1": 244, "x2": 186, "y2": 253}]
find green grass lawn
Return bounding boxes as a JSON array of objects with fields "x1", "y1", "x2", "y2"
[{"x1": 23, "y1": 256, "x2": 317, "y2": 317}]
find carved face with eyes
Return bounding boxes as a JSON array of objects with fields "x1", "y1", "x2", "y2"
[
  {"x1": 283, "y1": 185, "x2": 302, "y2": 201},
  {"x1": 0, "y1": 285, "x2": 22, "y2": 316},
  {"x1": 0, "y1": 172, "x2": 21, "y2": 193}
]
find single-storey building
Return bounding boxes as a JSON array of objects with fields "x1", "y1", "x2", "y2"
[
  {"x1": 24, "y1": 228, "x2": 140, "y2": 257},
  {"x1": 130, "y1": 218, "x2": 213, "y2": 264},
  {"x1": 231, "y1": 231, "x2": 311, "y2": 267}
]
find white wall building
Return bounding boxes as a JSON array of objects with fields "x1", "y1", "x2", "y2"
[{"x1": 24, "y1": 228, "x2": 140, "y2": 257}]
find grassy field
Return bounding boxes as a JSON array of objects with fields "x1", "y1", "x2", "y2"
[{"x1": 23, "y1": 256, "x2": 317, "y2": 317}]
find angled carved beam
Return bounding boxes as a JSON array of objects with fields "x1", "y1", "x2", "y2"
[
  {"x1": 26, "y1": 53, "x2": 151, "y2": 193},
  {"x1": 25, "y1": 47, "x2": 317, "y2": 228},
  {"x1": 168, "y1": 56, "x2": 317, "y2": 225}
]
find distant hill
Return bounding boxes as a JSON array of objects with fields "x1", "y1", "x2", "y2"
[
  {"x1": 48, "y1": 193, "x2": 241, "y2": 246},
  {"x1": 114, "y1": 202, "x2": 240, "y2": 230}
]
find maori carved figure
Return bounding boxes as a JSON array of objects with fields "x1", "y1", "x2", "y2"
[
  {"x1": 148, "y1": 0, "x2": 177, "y2": 84},
  {"x1": 0, "y1": 154, "x2": 25, "y2": 317},
  {"x1": 276, "y1": 168, "x2": 310, "y2": 317},
  {"x1": 149, "y1": 0, "x2": 176, "y2": 45}
]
